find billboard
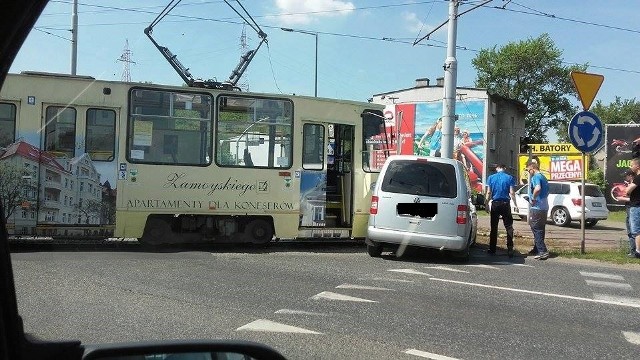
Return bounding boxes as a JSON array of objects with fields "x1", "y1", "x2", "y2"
[
  {"x1": 517, "y1": 143, "x2": 587, "y2": 184},
  {"x1": 604, "y1": 124, "x2": 640, "y2": 205}
]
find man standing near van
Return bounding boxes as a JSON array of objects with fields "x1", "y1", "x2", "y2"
[
  {"x1": 485, "y1": 164, "x2": 517, "y2": 257},
  {"x1": 526, "y1": 161, "x2": 550, "y2": 260}
]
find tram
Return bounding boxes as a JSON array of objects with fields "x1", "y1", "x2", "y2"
[{"x1": 0, "y1": 71, "x2": 387, "y2": 244}]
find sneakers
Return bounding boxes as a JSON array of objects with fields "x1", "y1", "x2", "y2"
[
  {"x1": 635, "y1": 251, "x2": 640, "y2": 259},
  {"x1": 527, "y1": 248, "x2": 537, "y2": 255},
  {"x1": 533, "y1": 252, "x2": 550, "y2": 260}
]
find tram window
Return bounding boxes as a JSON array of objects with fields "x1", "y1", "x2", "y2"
[
  {"x1": 44, "y1": 106, "x2": 76, "y2": 158},
  {"x1": 216, "y1": 95, "x2": 293, "y2": 168},
  {"x1": 302, "y1": 124, "x2": 324, "y2": 170},
  {"x1": 86, "y1": 108, "x2": 116, "y2": 161},
  {"x1": 128, "y1": 89, "x2": 212, "y2": 165},
  {"x1": 361, "y1": 110, "x2": 389, "y2": 173},
  {"x1": 0, "y1": 102, "x2": 16, "y2": 147}
]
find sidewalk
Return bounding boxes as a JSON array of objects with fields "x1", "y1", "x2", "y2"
[{"x1": 476, "y1": 214, "x2": 626, "y2": 250}]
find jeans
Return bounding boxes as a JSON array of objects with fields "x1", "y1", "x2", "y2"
[
  {"x1": 489, "y1": 200, "x2": 514, "y2": 252},
  {"x1": 626, "y1": 207, "x2": 636, "y2": 253},
  {"x1": 528, "y1": 209, "x2": 547, "y2": 254}
]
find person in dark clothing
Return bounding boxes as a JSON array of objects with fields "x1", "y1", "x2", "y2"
[
  {"x1": 624, "y1": 158, "x2": 640, "y2": 259},
  {"x1": 615, "y1": 169, "x2": 636, "y2": 256},
  {"x1": 485, "y1": 164, "x2": 518, "y2": 257}
]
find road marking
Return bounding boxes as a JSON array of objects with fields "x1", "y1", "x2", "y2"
[
  {"x1": 388, "y1": 269, "x2": 433, "y2": 276},
  {"x1": 464, "y1": 264, "x2": 501, "y2": 270},
  {"x1": 622, "y1": 331, "x2": 640, "y2": 345},
  {"x1": 336, "y1": 284, "x2": 394, "y2": 291},
  {"x1": 493, "y1": 261, "x2": 534, "y2": 267},
  {"x1": 405, "y1": 348, "x2": 460, "y2": 359},
  {"x1": 579, "y1": 271, "x2": 625, "y2": 281},
  {"x1": 593, "y1": 294, "x2": 640, "y2": 307},
  {"x1": 366, "y1": 277, "x2": 415, "y2": 283},
  {"x1": 274, "y1": 309, "x2": 328, "y2": 316},
  {"x1": 429, "y1": 278, "x2": 640, "y2": 309},
  {"x1": 585, "y1": 279, "x2": 632, "y2": 291},
  {"x1": 424, "y1": 266, "x2": 469, "y2": 273},
  {"x1": 236, "y1": 319, "x2": 322, "y2": 334},
  {"x1": 311, "y1": 291, "x2": 377, "y2": 303}
]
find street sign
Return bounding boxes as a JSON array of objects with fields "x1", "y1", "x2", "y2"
[
  {"x1": 570, "y1": 71, "x2": 604, "y2": 110},
  {"x1": 568, "y1": 111, "x2": 603, "y2": 153}
]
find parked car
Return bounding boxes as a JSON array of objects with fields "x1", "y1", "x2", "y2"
[
  {"x1": 366, "y1": 155, "x2": 479, "y2": 260},
  {"x1": 511, "y1": 181, "x2": 609, "y2": 227}
]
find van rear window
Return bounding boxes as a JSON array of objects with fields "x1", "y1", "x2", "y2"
[{"x1": 381, "y1": 160, "x2": 457, "y2": 198}]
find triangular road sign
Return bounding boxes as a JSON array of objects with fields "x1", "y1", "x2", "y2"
[{"x1": 571, "y1": 71, "x2": 604, "y2": 110}]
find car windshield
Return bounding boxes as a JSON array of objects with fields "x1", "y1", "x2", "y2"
[{"x1": 1, "y1": 2, "x2": 635, "y2": 360}]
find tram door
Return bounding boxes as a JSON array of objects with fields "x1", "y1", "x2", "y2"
[{"x1": 299, "y1": 122, "x2": 354, "y2": 229}]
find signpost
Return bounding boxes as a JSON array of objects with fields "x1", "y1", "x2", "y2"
[{"x1": 569, "y1": 71, "x2": 604, "y2": 253}]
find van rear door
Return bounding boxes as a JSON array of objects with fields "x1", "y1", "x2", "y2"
[{"x1": 374, "y1": 159, "x2": 462, "y2": 236}]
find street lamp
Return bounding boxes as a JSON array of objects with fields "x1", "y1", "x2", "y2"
[{"x1": 281, "y1": 27, "x2": 318, "y2": 97}]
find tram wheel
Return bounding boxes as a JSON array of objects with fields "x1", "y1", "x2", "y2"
[
  {"x1": 141, "y1": 217, "x2": 171, "y2": 245},
  {"x1": 244, "y1": 219, "x2": 273, "y2": 244}
]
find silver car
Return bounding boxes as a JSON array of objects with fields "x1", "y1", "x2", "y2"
[{"x1": 366, "y1": 155, "x2": 479, "y2": 260}]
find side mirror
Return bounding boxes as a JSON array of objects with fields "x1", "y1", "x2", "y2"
[{"x1": 523, "y1": 195, "x2": 530, "y2": 202}]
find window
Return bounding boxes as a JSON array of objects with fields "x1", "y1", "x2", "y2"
[
  {"x1": 0, "y1": 102, "x2": 16, "y2": 147},
  {"x1": 361, "y1": 110, "x2": 389, "y2": 172},
  {"x1": 128, "y1": 89, "x2": 212, "y2": 165},
  {"x1": 216, "y1": 95, "x2": 293, "y2": 168},
  {"x1": 44, "y1": 106, "x2": 76, "y2": 158},
  {"x1": 380, "y1": 160, "x2": 457, "y2": 198},
  {"x1": 302, "y1": 124, "x2": 324, "y2": 170},
  {"x1": 86, "y1": 108, "x2": 116, "y2": 161}
]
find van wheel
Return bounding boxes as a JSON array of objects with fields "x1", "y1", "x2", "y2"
[
  {"x1": 585, "y1": 219, "x2": 598, "y2": 228},
  {"x1": 367, "y1": 241, "x2": 383, "y2": 257},
  {"x1": 551, "y1": 207, "x2": 571, "y2": 227}
]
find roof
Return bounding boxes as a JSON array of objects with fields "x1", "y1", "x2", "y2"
[{"x1": 0, "y1": 141, "x2": 67, "y2": 172}]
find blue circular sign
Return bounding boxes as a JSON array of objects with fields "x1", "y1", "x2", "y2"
[{"x1": 568, "y1": 111, "x2": 603, "y2": 153}]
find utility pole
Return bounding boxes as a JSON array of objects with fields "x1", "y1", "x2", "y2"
[
  {"x1": 238, "y1": 25, "x2": 250, "y2": 91},
  {"x1": 117, "y1": 39, "x2": 135, "y2": 82},
  {"x1": 70, "y1": 0, "x2": 78, "y2": 75},
  {"x1": 440, "y1": 0, "x2": 459, "y2": 159}
]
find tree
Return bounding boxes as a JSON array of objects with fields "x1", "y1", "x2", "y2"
[
  {"x1": 74, "y1": 199, "x2": 102, "y2": 224},
  {"x1": 472, "y1": 33, "x2": 587, "y2": 143},
  {"x1": 0, "y1": 162, "x2": 29, "y2": 220},
  {"x1": 591, "y1": 97, "x2": 640, "y2": 125}
]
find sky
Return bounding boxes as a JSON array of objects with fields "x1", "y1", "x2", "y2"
[{"x1": 9, "y1": 0, "x2": 640, "y2": 109}]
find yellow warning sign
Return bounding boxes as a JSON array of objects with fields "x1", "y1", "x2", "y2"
[{"x1": 570, "y1": 71, "x2": 604, "y2": 110}]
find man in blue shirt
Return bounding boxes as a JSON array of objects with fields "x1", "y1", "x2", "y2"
[
  {"x1": 526, "y1": 161, "x2": 550, "y2": 260},
  {"x1": 485, "y1": 164, "x2": 518, "y2": 257}
]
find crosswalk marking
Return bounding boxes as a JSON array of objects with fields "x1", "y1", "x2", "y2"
[
  {"x1": 424, "y1": 266, "x2": 469, "y2": 273},
  {"x1": 493, "y1": 261, "x2": 533, "y2": 267},
  {"x1": 236, "y1": 319, "x2": 322, "y2": 334},
  {"x1": 274, "y1": 309, "x2": 328, "y2": 316},
  {"x1": 579, "y1": 271, "x2": 625, "y2": 281},
  {"x1": 336, "y1": 284, "x2": 394, "y2": 291},
  {"x1": 388, "y1": 268, "x2": 433, "y2": 276},
  {"x1": 405, "y1": 348, "x2": 460, "y2": 359},
  {"x1": 367, "y1": 277, "x2": 415, "y2": 283},
  {"x1": 585, "y1": 279, "x2": 632, "y2": 291},
  {"x1": 622, "y1": 331, "x2": 640, "y2": 345},
  {"x1": 311, "y1": 291, "x2": 377, "y2": 303}
]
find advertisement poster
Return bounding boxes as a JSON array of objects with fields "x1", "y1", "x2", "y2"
[
  {"x1": 604, "y1": 124, "x2": 640, "y2": 205},
  {"x1": 517, "y1": 154, "x2": 588, "y2": 184}
]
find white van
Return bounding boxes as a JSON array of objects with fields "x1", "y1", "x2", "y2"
[{"x1": 366, "y1": 155, "x2": 479, "y2": 259}]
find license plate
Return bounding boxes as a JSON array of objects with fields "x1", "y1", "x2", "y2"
[{"x1": 592, "y1": 202, "x2": 601, "y2": 207}]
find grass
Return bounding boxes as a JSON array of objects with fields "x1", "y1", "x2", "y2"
[{"x1": 476, "y1": 208, "x2": 640, "y2": 264}]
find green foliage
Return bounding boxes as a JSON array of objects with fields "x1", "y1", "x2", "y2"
[
  {"x1": 586, "y1": 167, "x2": 606, "y2": 193},
  {"x1": 472, "y1": 33, "x2": 586, "y2": 143},
  {"x1": 591, "y1": 97, "x2": 640, "y2": 124}
]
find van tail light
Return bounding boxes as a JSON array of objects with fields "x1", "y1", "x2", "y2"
[
  {"x1": 370, "y1": 196, "x2": 379, "y2": 215},
  {"x1": 571, "y1": 198, "x2": 582, "y2": 206},
  {"x1": 456, "y1": 204, "x2": 467, "y2": 224}
]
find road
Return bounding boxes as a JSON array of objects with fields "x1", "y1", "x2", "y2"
[
  {"x1": 476, "y1": 214, "x2": 627, "y2": 250},
  {"x1": 11, "y1": 244, "x2": 640, "y2": 359}
]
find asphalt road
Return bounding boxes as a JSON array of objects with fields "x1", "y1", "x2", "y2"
[{"x1": 11, "y1": 244, "x2": 640, "y2": 360}]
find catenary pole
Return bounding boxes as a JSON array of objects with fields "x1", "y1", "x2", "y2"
[
  {"x1": 71, "y1": 0, "x2": 78, "y2": 75},
  {"x1": 441, "y1": 0, "x2": 459, "y2": 159}
]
